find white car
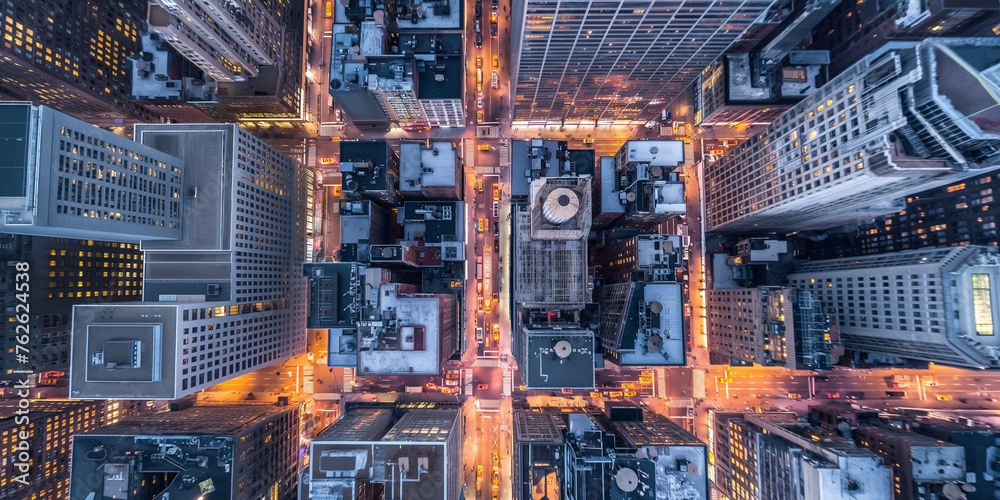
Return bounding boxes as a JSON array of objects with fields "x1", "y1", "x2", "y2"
[
  {"x1": 491, "y1": 70, "x2": 499, "y2": 89},
  {"x1": 477, "y1": 95, "x2": 483, "y2": 109}
]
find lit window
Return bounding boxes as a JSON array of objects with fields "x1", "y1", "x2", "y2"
[{"x1": 973, "y1": 274, "x2": 994, "y2": 336}]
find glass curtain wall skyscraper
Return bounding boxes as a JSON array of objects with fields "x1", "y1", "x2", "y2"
[{"x1": 509, "y1": 0, "x2": 776, "y2": 126}]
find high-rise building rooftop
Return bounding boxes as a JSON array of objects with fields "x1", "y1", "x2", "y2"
[
  {"x1": 69, "y1": 124, "x2": 307, "y2": 400},
  {"x1": 70, "y1": 404, "x2": 300, "y2": 500},
  {"x1": 706, "y1": 38, "x2": 1000, "y2": 233},
  {"x1": 307, "y1": 404, "x2": 463, "y2": 500},
  {"x1": 509, "y1": 0, "x2": 776, "y2": 125},
  {"x1": 0, "y1": 103, "x2": 184, "y2": 242}
]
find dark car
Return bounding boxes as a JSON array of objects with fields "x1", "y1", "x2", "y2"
[
  {"x1": 475, "y1": 3, "x2": 481, "y2": 17},
  {"x1": 885, "y1": 391, "x2": 906, "y2": 398},
  {"x1": 476, "y1": 32, "x2": 482, "y2": 47},
  {"x1": 494, "y1": 239, "x2": 499, "y2": 253},
  {"x1": 493, "y1": 221, "x2": 499, "y2": 235},
  {"x1": 814, "y1": 375, "x2": 829, "y2": 381},
  {"x1": 845, "y1": 391, "x2": 864, "y2": 399}
]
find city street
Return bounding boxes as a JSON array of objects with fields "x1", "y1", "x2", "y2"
[{"x1": 250, "y1": 1, "x2": 1000, "y2": 499}]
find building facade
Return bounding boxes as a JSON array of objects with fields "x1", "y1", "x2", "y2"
[
  {"x1": 0, "y1": 103, "x2": 184, "y2": 242},
  {"x1": 0, "y1": 235, "x2": 144, "y2": 383},
  {"x1": 0, "y1": 399, "x2": 148, "y2": 500},
  {"x1": 509, "y1": 0, "x2": 776, "y2": 125},
  {"x1": 705, "y1": 38, "x2": 1000, "y2": 233},
  {"x1": 806, "y1": 0, "x2": 1000, "y2": 76},
  {"x1": 147, "y1": 0, "x2": 283, "y2": 82},
  {"x1": 788, "y1": 246, "x2": 1000, "y2": 369},
  {"x1": 708, "y1": 286, "x2": 834, "y2": 369},
  {"x1": 69, "y1": 124, "x2": 308, "y2": 400},
  {"x1": 709, "y1": 410, "x2": 892, "y2": 500},
  {"x1": 857, "y1": 173, "x2": 1000, "y2": 255},
  {"x1": 0, "y1": 0, "x2": 163, "y2": 125}
]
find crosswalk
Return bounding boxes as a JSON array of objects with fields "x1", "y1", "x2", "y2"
[
  {"x1": 303, "y1": 365, "x2": 314, "y2": 394},
  {"x1": 477, "y1": 399, "x2": 502, "y2": 412},
  {"x1": 464, "y1": 140, "x2": 476, "y2": 170},
  {"x1": 464, "y1": 368, "x2": 474, "y2": 395},
  {"x1": 499, "y1": 143, "x2": 510, "y2": 168},
  {"x1": 667, "y1": 398, "x2": 694, "y2": 407},
  {"x1": 474, "y1": 358, "x2": 502, "y2": 368},
  {"x1": 343, "y1": 368, "x2": 355, "y2": 390}
]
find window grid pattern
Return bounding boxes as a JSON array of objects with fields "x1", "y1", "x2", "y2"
[
  {"x1": 705, "y1": 40, "x2": 1000, "y2": 233},
  {"x1": 512, "y1": 0, "x2": 773, "y2": 124},
  {"x1": 787, "y1": 246, "x2": 1000, "y2": 368},
  {"x1": 0, "y1": 0, "x2": 164, "y2": 123},
  {"x1": 53, "y1": 122, "x2": 183, "y2": 233}
]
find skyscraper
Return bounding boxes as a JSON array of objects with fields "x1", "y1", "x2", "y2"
[
  {"x1": 787, "y1": 245, "x2": 1000, "y2": 369},
  {"x1": 709, "y1": 410, "x2": 892, "y2": 500},
  {"x1": 705, "y1": 38, "x2": 1000, "y2": 233},
  {"x1": 0, "y1": 0, "x2": 162, "y2": 124},
  {"x1": 145, "y1": 0, "x2": 305, "y2": 122},
  {"x1": 509, "y1": 0, "x2": 776, "y2": 125},
  {"x1": 708, "y1": 286, "x2": 835, "y2": 370},
  {"x1": 69, "y1": 124, "x2": 307, "y2": 400},
  {"x1": 0, "y1": 399, "x2": 149, "y2": 500},
  {"x1": 69, "y1": 403, "x2": 300, "y2": 500},
  {"x1": 147, "y1": 0, "x2": 284, "y2": 82},
  {"x1": 856, "y1": 173, "x2": 1000, "y2": 255},
  {"x1": 0, "y1": 103, "x2": 184, "y2": 242},
  {"x1": 513, "y1": 177, "x2": 597, "y2": 389},
  {"x1": 0, "y1": 235, "x2": 144, "y2": 383}
]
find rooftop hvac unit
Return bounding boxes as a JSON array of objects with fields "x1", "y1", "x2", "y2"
[
  {"x1": 542, "y1": 188, "x2": 580, "y2": 225},
  {"x1": 206, "y1": 284, "x2": 221, "y2": 296}
]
